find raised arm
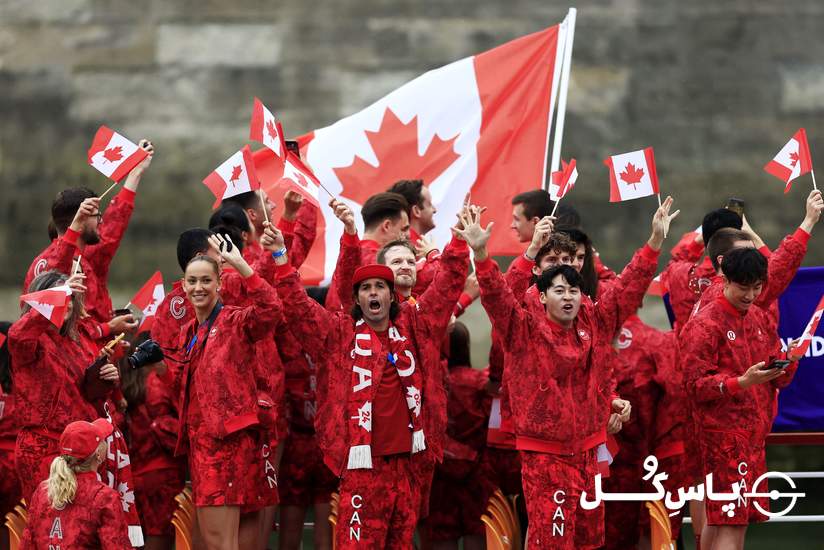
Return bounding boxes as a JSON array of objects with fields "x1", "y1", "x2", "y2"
[{"x1": 324, "y1": 199, "x2": 362, "y2": 312}]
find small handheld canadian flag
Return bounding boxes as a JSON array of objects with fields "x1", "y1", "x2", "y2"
[
  {"x1": 790, "y1": 294, "x2": 824, "y2": 358},
  {"x1": 549, "y1": 158, "x2": 578, "y2": 201},
  {"x1": 265, "y1": 151, "x2": 322, "y2": 207},
  {"x1": 604, "y1": 147, "x2": 660, "y2": 203},
  {"x1": 249, "y1": 97, "x2": 285, "y2": 159},
  {"x1": 88, "y1": 126, "x2": 149, "y2": 182},
  {"x1": 764, "y1": 128, "x2": 815, "y2": 193},
  {"x1": 21, "y1": 285, "x2": 73, "y2": 329},
  {"x1": 129, "y1": 271, "x2": 164, "y2": 332},
  {"x1": 203, "y1": 145, "x2": 260, "y2": 208}
]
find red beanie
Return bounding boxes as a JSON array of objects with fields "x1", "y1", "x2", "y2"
[{"x1": 352, "y1": 264, "x2": 394, "y2": 288}]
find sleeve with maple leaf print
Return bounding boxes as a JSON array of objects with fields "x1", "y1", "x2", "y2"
[
  {"x1": 85, "y1": 188, "x2": 136, "y2": 279},
  {"x1": 8, "y1": 307, "x2": 55, "y2": 359},
  {"x1": 324, "y1": 232, "x2": 362, "y2": 313},
  {"x1": 594, "y1": 244, "x2": 659, "y2": 336},
  {"x1": 415, "y1": 237, "x2": 469, "y2": 337},
  {"x1": 754, "y1": 228, "x2": 809, "y2": 308},
  {"x1": 680, "y1": 319, "x2": 736, "y2": 403},
  {"x1": 238, "y1": 274, "x2": 283, "y2": 342},
  {"x1": 146, "y1": 374, "x2": 180, "y2": 453},
  {"x1": 503, "y1": 254, "x2": 534, "y2": 302},
  {"x1": 94, "y1": 486, "x2": 134, "y2": 550},
  {"x1": 475, "y1": 257, "x2": 529, "y2": 353},
  {"x1": 592, "y1": 251, "x2": 618, "y2": 283},
  {"x1": 291, "y1": 202, "x2": 319, "y2": 269},
  {"x1": 276, "y1": 266, "x2": 336, "y2": 353}
]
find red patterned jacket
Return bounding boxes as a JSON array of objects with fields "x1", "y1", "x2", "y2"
[{"x1": 128, "y1": 371, "x2": 184, "y2": 477}]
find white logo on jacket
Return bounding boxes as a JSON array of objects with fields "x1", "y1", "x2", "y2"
[
  {"x1": 170, "y1": 296, "x2": 186, "y2": 320},
  {"x1": 727, "y1": 331, "x2": 736, "y2": 341}
]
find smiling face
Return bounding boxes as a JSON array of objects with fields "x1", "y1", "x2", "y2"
[
  {"x1": 510, "y1": 204, "x2": 536, "y2": 243},
  {"x1": 723, "y1": 279, "x2": 763, "y2": 312},
  {"x1": 382, "y1": 246, "x2": 417, "y2": 295},
  {"x1": 539, "y1": 273, "x2": 582, "y2": 327},
  {"x1": 183, "y1": 259, "x2": 220, "y2": 315},
  {"x1": 356, "y1": 277, "x2": 393, "y2": 328},
  {"x1": 414, "y1": 186, "x2": 437, "y2": 234}
]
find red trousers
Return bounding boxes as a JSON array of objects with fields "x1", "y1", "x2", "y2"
[
  {"x1": 278, "y1": 431, "x2": 338, "y2": 507},
  {"x1": 335, "y1": 454, "x2": 422, "y2": 549}
]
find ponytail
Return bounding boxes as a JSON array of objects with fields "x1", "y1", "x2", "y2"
[{"x1": 47, "y1": 456, "x2": 78, "y2": 510}]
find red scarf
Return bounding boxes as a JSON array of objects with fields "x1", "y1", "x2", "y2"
[
  {"x1": 101, "y1": 408, "x2": 143, "y2": 546},
  {"x1": 347, "y1": 319, "x2": 425, "y2": 469}
]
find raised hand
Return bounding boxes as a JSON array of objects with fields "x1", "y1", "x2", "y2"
[
  {"x1": 69, "y1": 198, "x2": 101, "y2": 233},
  {"x1": 66, "y1": 273, "x2": 87, "y2": 295},
  {"x1": 463, "y1": 272, "x2": 480, "y2": 300},
  {"x1": 526, "y1": 216, "x2": 556, "y2": 260},
  {"x1": 123, "y1": 139, "x2": 154, "y2": 190},
  {"x1": 415, "y1": 235, "x2": 438, "y2": 259},
  {"x1": 283, "y1": 190, "x2": 304, "y2": 221},
  {"x1": 260, "y1": 220, "x2": 286, "y2": 252},
  {"x1": 649, "y1": 196, "x2": 679, "y2": 250},
  {"x1": 801, "y1": 189, "x2": 824, "y2": 234},
  {"x1": 453, "y1": 204, "x2": 493, "y2": 260},
  {"x1": 208, "y1": 233, "x2": 253, "y2": 277},
  {"x1": 329, "y1": 198, "x2": 357, "y2": 235}
]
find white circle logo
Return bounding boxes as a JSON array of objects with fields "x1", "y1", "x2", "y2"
[{"x1": 727, "y1": 331, "x2": 736, "y2": 341}]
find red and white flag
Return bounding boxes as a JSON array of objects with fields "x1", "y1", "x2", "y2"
[
  {"x1": 264, "y1": 152, "x2": 322, "y2": 208},
  {"x1": 605, "y1": 147, "x2": 660, "y2": 202},
  {"x1": 21, "y1": 285, "x2": 73, "y2": 329},
  {"x1": 87, "y1": 126, "x2": 148, "y2": 182},
  {"x1": 549, "y1": 158, "x2": 578, "y2": 200},
  {"x1": 791, "y1": 294, "x2": 824, "y2": 358},
  {"x1": 130, "y1": 271, "x2": 164, "y2": 332},
  {"x1": 203, "y1": 145, "x2": 260, "y2": 208},
  {"x1": 249, "y1": 97, "x2": 285, "y2": 159},
  {"x1": 254, "y1": 21, "x2": 571, "y2": 283},
  {"x1": 764, "y1": 128, "x2": 812, "y2": 192}
]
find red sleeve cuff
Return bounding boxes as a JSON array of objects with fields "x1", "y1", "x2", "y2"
[
  {"x1": 277, "y1": 218, "x2": 297, "y2": 233},
  {"x1": 456, "y1": 292, "x2": 474, "y2": 311},
  {"x1": 244, "y1": 273, "x2": 264, "y2": 290},
  {"x1": 118, "y1": 187, "x2": 136, "y2": 204},
  {"x1": 724, "y1": 376, "x2": 742, "y2": 396},
  {"x1": 758, "y1": 245, "x2": 772, "y2": 259},
  {"x1": 511, "y1": 254, "x2": 534, "y2": 274},
  {"x1": 639, "y1": 244, "x2": 660, "y2": 263},
  {"x1": 98, "y1": 321, "x2": 111, "y2": 338},
  {"x1": 63, "y1": 228, "x2": 81, "y2": 247},
  {"x1": 793, "y1": 227, "x2": 811, "y2": 246},
  {"x1": 275, "y1": 263, "x2": 296, "y2": 279},
  {"x1": 474, "y1": 257, "x2": 496, "y2": 274},
  {"x1": 341, "y1": 231, "x2": 360, "y2": 246}
]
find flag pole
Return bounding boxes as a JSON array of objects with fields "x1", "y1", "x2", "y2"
[
  {"x1": 812, "y1": 169, "x2": 818, "y2": 191},
  {"x1": 550, "y1": 198, "x2": 560, "y2": 218},
  {"x1": 547, "y1": 8, "x2": 577, "y2": 184},
  {"x1": 99, "y1": 180, "x2": 119, "y2": 200},
  {"x1": 259, "y1": 191, "x2": 270, "y2": 224},
  {"x1": 72, "y1": 255, "x2": 82, "y2": 276}
]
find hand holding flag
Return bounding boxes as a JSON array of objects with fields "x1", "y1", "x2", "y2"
[
  {"x1": 129, "y1": 271, "x2": 165, "y2": 332},
  {"x1": 88, "y1": 126, "x2": 150, "y2": 186},
  {"x1": 549, "y1": 158, "x2": 578, "y2": 217},
  {"x1": 605, "y1": 147, "x2": 660, "y2": 203},
  {"x1": 764, "y1": 129, "x2": 815, "y2": 192}
]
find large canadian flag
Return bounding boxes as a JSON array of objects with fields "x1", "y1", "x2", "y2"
[
  {"x1": 254, "y1": 21, "x2": 570, "y2": 283},
  {"x1": 203, "y1": 145, "x2": 260, "y2": 208},
  {"x1": 605, "y1": 147, "x2": 660, "y2": 202},
  {"x1": 88, "y1": 126, "x2": 148, "y2": 182},
  {"x1": 764, "y1": 128, "x2": 812, "y2": 192},
  {"x1": 130, "y1": 271, "x2": 164, "y2": 332},
  {"x1": 21, "y1": 285, "x2": 73, "y2": 329}
]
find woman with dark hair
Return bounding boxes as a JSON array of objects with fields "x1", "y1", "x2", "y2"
[{"x1": 9, "y1": 270, "x2": 120, "y2": 501}]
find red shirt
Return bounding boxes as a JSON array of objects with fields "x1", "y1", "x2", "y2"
[
  {"x1": 371, "y1": 330, "x2": 413, "y2": 456},
  {"x1": 21, "y1": 472, "x2": 132, "y2": 550}
]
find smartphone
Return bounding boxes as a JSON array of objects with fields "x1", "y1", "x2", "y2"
[
  {"x1": 219, "y1": 239, "x2": 233, "y2": 253},
  {"x1": 285, "y1": 140, "x2": 300, "y2": 157},
  {"x1": 725, "y1": 197, "x2": 745, "y2": 218},
  {"x1": 767, "y1": 359, "x2": 791, "y2": 370},
  {"x1": 113, "y1": 308, "x2": 132, "y2": 317}
]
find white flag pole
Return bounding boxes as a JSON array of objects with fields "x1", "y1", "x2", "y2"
[
  {"x1": 811, "y1": 169, "x2": 818, "y2": 191},
  {"x1": 547, "y1": 8, "x2": 577, "y2": 182}
]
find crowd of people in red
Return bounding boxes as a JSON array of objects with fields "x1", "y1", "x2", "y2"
[{"x1": 1, "y1": 139, "x2": 822, "y2": 550}]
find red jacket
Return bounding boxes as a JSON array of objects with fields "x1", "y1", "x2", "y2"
[
  {"x1": 21, "y1": 473, "x2": 132, "y2": 550},
  {"x1": 476, "y1": 245, "x2": 659, "y2": 454},
  {"x1": 681, "y1": 294, "x2": 798, "y2": 444},
  {"x1": 175, "y1": 273, "x2": 282, "y2": 447},
  {"x1": 8, "y1": 311, "x2": 98, "y2": 435},
  {"x1": 23, "y1": 188, "x2": 136, "y2": 326},
  {"x1": 444, "y1": 365, "x2": 491, "y2": 460},
  {"x1": 150, "y1": 281, "x2": 191, "y2": 386},
  {"x1": 276, "y1": 237, "x2": 469, "y2": 475},
  {"x1": 278, "y1": 203, "x2": 319, "y2": 269},
  {"x1": 324, "y1": 236, "x2": 379, "y2": 312},
  {"x1": 127, "y1": 371, "x2": 185, "y2": 477}
]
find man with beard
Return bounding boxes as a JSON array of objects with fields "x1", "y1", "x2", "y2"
[{"x1": 23, "y1": 139, "x2": 154, "y2": 335}]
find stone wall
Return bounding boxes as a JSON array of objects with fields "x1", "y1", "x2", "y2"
[{"x1": 2, "y1": 0, "x2": 824, "y2": 290}]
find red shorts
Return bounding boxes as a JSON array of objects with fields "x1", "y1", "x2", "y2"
[
  {"x1": 15, "y1": 430, "x2": 58, "y2": 501},
  {"x1": 245, "y1": 434, "x2": 281, "y2": 512},
  {"x1": 0, "y1": 447, "x2": 21, "y2": 517},
  {"x1": 335, "y1": 454, "x2": 422, "y2": 549},
  {"x1": 134, "y1": 468, "x2": 186, "y2": 536},
  {"x1": 187, "y1": 426, "x2": 263, "y2": 508},
  {"x1": 423, "y1": 458, "x2": 495, "y2": 541},
  {"x1": 520, "y1": 449, "x2": 604, "y2": 550},
  {"x1": 278, "y1": 431, "x2": 337, "y2": 507},
  {"x1": 701, "y1": 431, "x2": 769, "y2": 526}
]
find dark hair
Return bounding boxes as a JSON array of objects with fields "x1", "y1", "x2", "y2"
[
  {"x1": 209, "y1": 202, "x2": 251, "y2": 234},
  {"x1": 377, "y1": 240, "x2": 417, "y2": 264},
  {"x1": 535, "y1": 232, "x2": 578, "y2": 266},
  {"x1": 702, "y1": 208, "x2": 743, "y2": 245},
  {"x1": 119, "y1": 332, "x2": 151, "y2": 406},
  {"x1": 222, "y1": 191, "x2": 259, "y2": 212},
  {"x1": 448, "y1": 321, "x2": 471, "y2": 368},
  {"x1": 537, "y1": 264, "x2": 583, "y2": 293},
  {"x1": 361, "y1": 192, "x2": 409, "y2": 231},
  {"x1": 51, "y1": 187, "x2": 97, "y2": 234},
  {"x1": 558, "y1": 228, "x2": 598, "y2": 299},
  {"x1": 350, "y1": 301, "x2": 401, "y2": 322},
  {"x1": 0, "y1": 321, "x2": 11, "y2": 394},
  {"x1": 554, "y1": 203, "x2": 582, "y2": 231},
  {"x1": 306, "y1": 286, "x2": 329, "y2": 306},
  {"x1": 721, "y1": 247, "x2": 767, "y2": 286},
  {"x1": 387, "y1": 180, "x2": 424, "y2": 212},
  {"x1": 185, "y1": 255, "x2": 220, "y2": 276},
  {"x1": 176, "y1": 229, "x2": 214, "y2": 272},
  {"x1": 47, "y1": 221, "x2": 58, "y2": 241},
  {"x1": 210, "y1": 225, "x2": 245, "y2": 252},
  {"x1": 511, "y1": 189, "x2": 554, "y2": 221},
  {"x1": 706, "y1": 228, "x2": 752, "y2": 271}
]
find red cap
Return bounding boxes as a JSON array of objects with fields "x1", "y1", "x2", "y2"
[
  {"x1": 352, "y1": 264, "x2": 394, "y2": 287},
  {"x1": 59, "y1": 419, "x2": 113, "y2": 460}
]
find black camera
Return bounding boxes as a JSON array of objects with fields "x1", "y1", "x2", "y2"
[{"x1": 128, "y1": 339, "x2": 164, "y2": 369}]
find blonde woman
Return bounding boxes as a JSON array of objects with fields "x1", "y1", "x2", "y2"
[{"x1": 20, "y1": 419, "x2": 131, "y2": 549}]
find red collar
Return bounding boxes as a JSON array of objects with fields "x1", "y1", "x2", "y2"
[{"x1": 716, "y1": 293, "x2": 747, "y2": 318}]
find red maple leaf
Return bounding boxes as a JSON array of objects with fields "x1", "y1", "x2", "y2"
[
  {"x1": 229, "y1": 165, "x2": 243, "y2": 186},
  {"x1": 789, "y1": 150, "x2": 800, "y2": 167},
  {"x1": 102, "y1": 146, "x2": 123, "y2": 163},
  {"x1": 619, "y1": 162, "x2": 645, "y2": 189},
  {"x1": 333, "y1": 107, "x2": 460, "y2": 205},
  {"x1": 266, "y1": 120, "x2": 279, "y2": 142}
]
